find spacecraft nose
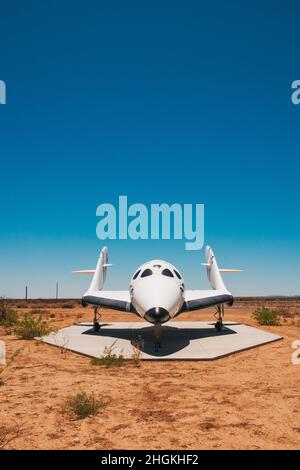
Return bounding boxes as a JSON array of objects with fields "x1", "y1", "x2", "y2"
[{"x1": 144, "y1": 307, "x2": 170, "y2": 324}]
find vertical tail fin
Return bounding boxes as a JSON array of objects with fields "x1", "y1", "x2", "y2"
[
  {"x1": 88, "y1": 246, "x2": 109, "y2": 292},
  {"x1": 203, "y1": 246, "x2": 228, "y2": 292}
]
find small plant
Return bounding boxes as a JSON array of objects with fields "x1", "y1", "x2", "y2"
[
  {"x1": 62, "y1": 302, "x2": 75, "y2": 309},
  {"x1": 0, "y1": 298, "x2": 19, "y2": 327},
  {"x1": 0, "y1": 349, "x2": 21, "y2": 386},
  {"x1": 63, "y1": 391, "x2": 106, "y2": 419},
  {"x1": 0, "y1": 424, "x2": 23, "y2": 449},
  {"x1": 131, "y1": 335, "x2": 144, "y2": 367},
  {"x1": 15, "y1": 314, "x2": 52, "y2": 339},
  {"x1": 55, "y1": 333, "x2": 69, "y2": 358},
  {"x1": 252, "y1": 307, "x2": 280, "y2": 326},
  {"x1": 91, "y1": 341, "x2": 125, "y2": 367}
]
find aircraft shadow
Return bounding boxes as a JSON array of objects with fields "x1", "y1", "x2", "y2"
[{"x1": 82, "y1": 324, "x2": 237, "y2": 356}]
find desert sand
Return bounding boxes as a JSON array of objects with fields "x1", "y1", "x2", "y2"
[{"x1": 0, "y1": 299, "x2": 300, "y2": 450}]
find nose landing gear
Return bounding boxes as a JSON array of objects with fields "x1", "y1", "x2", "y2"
[
  {"x1": 93, "y1": 307, "x2": 102, "y2": 332},
  {"x1": 214, "y1": 304, "x2": 224, "y2": 331},
  {"x1": 153, "y1": 323, "x2": 162, "y2": 352}
]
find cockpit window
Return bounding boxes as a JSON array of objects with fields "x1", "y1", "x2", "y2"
[
  {"x1": 162, "y1": 268, "x2": 174, "y2": 278},
  {"x1": 141, "y1": 268, "x2": 153, "y2": 278},
  {"x1": 174, "y1": 269, "x2": 182, "y2": 279},
  {"x1": 133, "y1": 269, "x2": 141, "y2": 280}
]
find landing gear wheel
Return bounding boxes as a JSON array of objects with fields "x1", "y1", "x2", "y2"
[
  {"x1": 93, "y1": 307, "x2": 102, "y2": 332},
  {"x1": 214, "y1": 304, "x2": 224, "y2": 332}
]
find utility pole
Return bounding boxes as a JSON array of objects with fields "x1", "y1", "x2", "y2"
[
  {"x1": 25, "y1": 285, "x2": 28, "y2": 301},
  {"x1": 56, "y1": 282, "x2": 59, "y2": 300}
]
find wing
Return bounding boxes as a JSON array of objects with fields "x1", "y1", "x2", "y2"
[
  {"x1": 179, "y1": 246, "x2": 239, "y2": 313},
  {"x1": 82, "y1": 290, "x2": 132, "y2": 312},
  {"x1": 181, "y1": 289, "x2": 233, "y2": 312}
]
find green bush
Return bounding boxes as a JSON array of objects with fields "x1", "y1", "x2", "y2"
[
  {"x1": 63, "y1": 391, "x2": 106, "y2": 419},
  {"x1": 15, "y1": 314, "x2": 52, "y2": 340},
  {"x1": 0, "y1": 299, "x2": 19, "y2": 327},
  {"x1": 252, "y1": 307, "x2": 280, "y2": 326},
  {"x1": 91, "y1": 354, "x2": 125, "y2": 367},
  {"x1": 91, "y1": 344, "x2": 125, "y2": 367}
]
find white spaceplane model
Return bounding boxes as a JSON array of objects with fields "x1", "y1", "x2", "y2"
[{"x1": 74, "y1": 246, "x2": 241, "y2": 350}]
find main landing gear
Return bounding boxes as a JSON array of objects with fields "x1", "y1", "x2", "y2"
[
  {"x1": 214, "y1": 304, "x2": 224, "y2": 331},
  {"x1": 153, "y1": 323, "x2": 162, "y2": 352},
  {"x1": 93, "y1": 306, "x2": 102, "y2": 332}
]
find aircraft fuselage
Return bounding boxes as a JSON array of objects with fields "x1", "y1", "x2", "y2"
[{"x1": 129, "y1": 259, "x2": 184, "y2": 323}]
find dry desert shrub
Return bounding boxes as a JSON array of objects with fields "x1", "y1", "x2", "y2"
[
  {"x1": 0, "y1": 298, "x2": 19, "y2": 327},
  {"x1": 63, "y1": 391, "x2": 107, "y2": 419},
  {"x1": 0, "y1": 424, "x2": 23, "y2": 449},
  {"x1": 15, "y1": 314, "x2": 53, "y2": 340},
  {"x1": 0, "y1": 348, "x2": 21, "y2": 385},
  {"x1": 54, "y1": 333, "x2": 70, "y2": 358},
  {"x1": 131, "y1": 335, "x2": 144, "y2": 367}
]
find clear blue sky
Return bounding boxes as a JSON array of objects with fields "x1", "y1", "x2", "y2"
[{"x1": 0, "y1": 1, "x2": 299, "y2": 297}]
